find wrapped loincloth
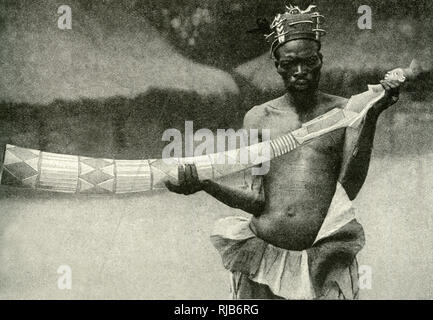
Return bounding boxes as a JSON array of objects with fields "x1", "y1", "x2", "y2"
[{"x1": 210, "y1": 182, "x2": 365, "y2": 299}]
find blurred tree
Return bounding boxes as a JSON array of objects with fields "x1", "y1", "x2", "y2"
[{"x1": 75, "y1": 0, "x2": 433, "y2": 70}]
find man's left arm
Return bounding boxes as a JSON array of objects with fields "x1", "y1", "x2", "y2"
[{"x1": 339, "y1": 79, "x2": 401, "y2": 200}]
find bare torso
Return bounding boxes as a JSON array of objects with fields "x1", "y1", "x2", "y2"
[{"x1": 246, "y1": 92, "x2": 348, "y2": 250}]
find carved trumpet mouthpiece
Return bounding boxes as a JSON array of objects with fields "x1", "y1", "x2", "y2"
[{"x1": 385, "y1": 59, "x2": 422, "y2": 83}]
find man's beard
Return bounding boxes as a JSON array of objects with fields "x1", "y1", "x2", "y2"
[
  {"x1": 284, "y1": 71, "x2": 321, "y2": 95},
  {"x1": 282, "y1": 71, "x2": 321, "y2": 114}
]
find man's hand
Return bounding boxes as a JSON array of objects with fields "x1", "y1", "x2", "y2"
[
  {"x1": 164, "y1": 163, "x2": 205, "y2": 195},
  {"x1": 373, "y1": 78, "x2": 401, "y2": 114}
]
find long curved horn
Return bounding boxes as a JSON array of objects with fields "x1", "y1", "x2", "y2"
[{"x1": 0, "y1": 62, "x2": 417, "y2": 194}]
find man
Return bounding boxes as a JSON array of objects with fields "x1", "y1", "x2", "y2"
[{"x1": 165, "y1": 5, "x2": 401, "y2": 299}]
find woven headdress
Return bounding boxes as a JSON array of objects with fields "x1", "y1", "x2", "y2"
[{"x1": 263, "y1": 5, "x2": 325, "y2": 59}]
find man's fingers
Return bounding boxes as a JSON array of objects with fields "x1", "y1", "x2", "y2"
[
  {"x1": 378, "y1": 79, "x2": 401, "y2": 109},
  {"x1": 165, "y1": 180, "x2": 183, "y2": 194},
  {"x1": 184, "y1": 164, "x2": 192, "y2": 184},
  {"x1": 190, "y1": 164, "x2": 199, "y2": 182},
  {"x1": 178, "y1": 164, "x2": 185, "y2": 185},
  {"x1": 381, "y1": 79, "x2": 401, "y2": 89},
  {"x1": 388, "y1": 80, "x2": 401, "y2": 89},
  {"x1": 383, "y1": 80, "x2": 400, "y2": 98},
  {"x1": 185, "y1": 164, "x2": 199, "y2": 182},
  {"x1": 380, "y1": 80, "x2": 391, "y2": 91},
  {"x1": 375, "y1": 78, "x2": 401, "y2": 112},
  {"x1": 167, "y1": 164, "x2": 202, "y2": 195}
]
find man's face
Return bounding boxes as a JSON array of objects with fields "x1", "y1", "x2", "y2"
[{"x1": 274, "y1": 39, "x2": 322, "y2": 93}]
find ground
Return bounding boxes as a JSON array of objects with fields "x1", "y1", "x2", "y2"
[{"x1": 0, "y1": 151, "x2": 432, "y2": 299}]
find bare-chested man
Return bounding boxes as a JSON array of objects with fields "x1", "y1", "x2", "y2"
[{"x1": 166, "y1": 6, "x2": 400, "y2": 299}]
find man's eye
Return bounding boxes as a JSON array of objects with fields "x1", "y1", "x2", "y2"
[
  {"x1": 280, "y1": 62, "x2": 294, "y2": 69},
  {"x1": 306, "y1": 56, "x2": 319, "y2": 66}
]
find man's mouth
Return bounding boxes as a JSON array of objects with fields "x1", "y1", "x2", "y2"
[
  {"x1": 295, "y1": 79, "x2": 309, "y2": 85},
  {"x1": 294, "y1": 79, "x2": 309, "y2": 89}
]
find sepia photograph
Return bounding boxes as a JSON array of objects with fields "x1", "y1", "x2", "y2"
[{"x1": 0, "y1": 0, "x2": 432, "y2": 303}]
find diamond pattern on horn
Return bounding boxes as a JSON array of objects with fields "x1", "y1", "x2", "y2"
[{"x1": 79, "y1": 157, "x2": 114, "y2": 194}]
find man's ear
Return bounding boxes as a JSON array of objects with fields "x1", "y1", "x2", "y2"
[
  {"x1": 318, "y1": 52, "x2": 323, "y2": 62},
  {"x1": 274, "y1": 60, "x2": 279, "y2": 69}
]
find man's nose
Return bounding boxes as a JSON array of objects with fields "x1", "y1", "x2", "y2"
[{"x1": 294, "y1": 64, "x2": 308, "y2": 76}]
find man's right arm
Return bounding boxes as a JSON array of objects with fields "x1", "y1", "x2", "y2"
[
  {"x1": 165, "y1": 164, "x2": 265, "y2": 217},
  {"x1": 201, "y1": 172, "x2": 265, "y2": 216}
]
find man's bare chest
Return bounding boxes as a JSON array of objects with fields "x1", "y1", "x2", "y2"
[
  {"x1": 256, "y1": 107, "x2": 346, "y2": 157},
  {"x1": 265, "y1": 128, "x2": 345, "y2": 185}
]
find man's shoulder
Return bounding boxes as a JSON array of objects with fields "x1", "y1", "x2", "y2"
[
  {"x1": 243, "y1": 95, "x2": 289, "y2": 128},
  {"x1": 319, "y1": 92, "x2": 349, "y2": 109},
  {"x1": 243, "y1": 92, "x2": 349, "y2": 129}
]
